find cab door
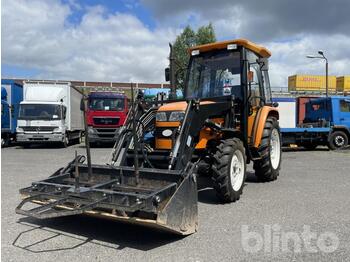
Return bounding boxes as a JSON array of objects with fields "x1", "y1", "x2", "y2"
[
  {"x1": 338, "y1": 98, "x2": 350, "y2": 127},
  {"x1": 247, "y1": 60, "x2": 265, "y2": 143}
]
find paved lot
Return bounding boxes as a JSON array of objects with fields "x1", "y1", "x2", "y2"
[{"x1": 2, "y1": 144, "x2": 350, "y2": 261}]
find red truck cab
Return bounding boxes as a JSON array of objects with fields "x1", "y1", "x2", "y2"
[{"x1": 87, "y1": 92, "x2": 128, "y2": 144}]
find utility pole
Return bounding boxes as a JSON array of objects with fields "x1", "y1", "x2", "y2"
[
  {"x1": 306, "y1": 50, "x2": 329, "y2": 97},
  {"x1": 169, "y1": 43, "x2": 176, "y2": 99}
]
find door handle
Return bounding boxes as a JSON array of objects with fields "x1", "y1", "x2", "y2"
[{"x1": 340, "y1": 118, "x2": 345, "y2": 121}]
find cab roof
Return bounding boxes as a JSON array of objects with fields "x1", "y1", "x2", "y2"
[
  {"x1": 189, "y1": 38, "x2": 271, "y2": 58},
  {"x1": 89, "y1": 92, "x2": 125, "y2": 98}
]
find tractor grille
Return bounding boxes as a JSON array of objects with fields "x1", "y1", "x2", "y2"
[
  {"x1": 21, "y1": 126, "x2": 57, "y2": 132},
  {"x1": 93, "y1": 117, "x2": 119, "y2": 126}
]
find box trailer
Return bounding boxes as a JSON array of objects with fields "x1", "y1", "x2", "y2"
[
  {"x1": 16, "y1": 81, "x2": 84, "y2": 147},
  {"x1": 1, "y1": 79, "x2": 23, "y2": 146}
]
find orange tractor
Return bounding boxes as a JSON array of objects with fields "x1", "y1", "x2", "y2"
[{"x1": 16, "y1": 39, "x2": 281, "y2": 235}]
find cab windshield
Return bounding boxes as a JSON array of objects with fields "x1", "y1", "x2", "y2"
[
  {"x1": 186, "y1": 50, "x2": 241, "y2": 99},
  {"x1": 18, "y1": 104, "x2": 65, "y2": 120},
  {"x1": 89, "y1": 98, "x2": 125, "y2": 111}
]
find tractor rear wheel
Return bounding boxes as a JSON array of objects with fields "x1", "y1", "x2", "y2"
[
  {"x1": 253, "y1": 117, "x2": 281, "y2": 182},
  {"x1": 212, "y1": 138, "x2": 246, "y2": 203}
]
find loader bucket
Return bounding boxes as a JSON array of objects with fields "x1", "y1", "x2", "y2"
[{"x1": 16, "y1": 158, "x2": 198, "y2": 235}]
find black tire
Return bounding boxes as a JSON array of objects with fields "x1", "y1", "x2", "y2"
[
  {"x1": 327, "y1": 131, "x2": 348, "y2": 150},
  {"x1": 1, "y1": 134, "x2": 9, "y2": 147},
  {"x1": 62, "y1": 134, "x2": 69, "y2": 148},
  {"x1": 197, "y1": 159, "x2": 212, "y2": 176},
  {"x1": 253, "y1": 117, "x2": 281, "y2": 182},
  {"x1": 212, "y1": 138, "x2": 246, "y2": 203},
  {"x1": 72, "y1": 132, "x2": 82, "y2": 145}
]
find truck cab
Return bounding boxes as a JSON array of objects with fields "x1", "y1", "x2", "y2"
[
  {"x1": 87, "y1": 92, "x2": 128, "y2": 145},
  {"x1": 16, "y1": 81, "x2": 83, "y2": 147},
  {"x1": 277, "y1": 96, "x2": 350, "y2": 150},
  {"x1": 304, "y1": 97, "x2": 350, "y2": 149}
]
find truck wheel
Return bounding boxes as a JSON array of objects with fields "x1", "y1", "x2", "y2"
[
  {"x1": 62, "y1": 134, "x2": 69, "y2": 148},
  {"x1": 1, "y1": 134, "x2": 9, "y2": 147},
  {"x1": 73, "y1": 132, "x2": 82, "y2": 144},
  {"x1": 253, "y1": 117, "x2": 281, "y2": 182},
  {"x1": 212, "y1": 138, "x2": 246, "y2": 203},
  {"x1": 327, "y1": 131, "x2": 348, "y2": 150}
]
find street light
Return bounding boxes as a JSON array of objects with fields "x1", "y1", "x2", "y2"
[{"x1": 306, "y1": 51, "x2": 329, "y2": 97}]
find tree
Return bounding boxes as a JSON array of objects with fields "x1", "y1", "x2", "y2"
[{"x1": 172, "y1": 23, "x2": 216, "y2": 91}]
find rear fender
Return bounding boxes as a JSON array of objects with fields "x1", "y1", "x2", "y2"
[
  {"x1": 252, "y1": 106, "x2": 279, "y2": 148},
  {"x1": 331, "y1": 126, "x2": 350, "y2": 138}
]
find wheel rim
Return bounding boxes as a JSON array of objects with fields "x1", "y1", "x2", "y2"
[
  {"x1": 270, "y1": 128, "x2": 281, "y2": 170},
  {"x1": 65, "y1": 136, "x2": 69, "y2": 145},
  {"x1": 334, "y1": 135, "x2": 345, "y2": 147},
  {"x1": 230, "y1": 150, "x2": 245, "y2": 191},
  {"x1": 1, "y1": 137, "x2": 5, "y2": 146}
]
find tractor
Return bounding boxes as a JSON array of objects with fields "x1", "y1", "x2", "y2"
[{"x1": 16, "y1": 39, "x2": 281, "y2": 235}]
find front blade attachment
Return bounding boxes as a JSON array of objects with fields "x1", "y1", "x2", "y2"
[{"x1": 16, "y1": 162, "x2": 198, "y2": 235}]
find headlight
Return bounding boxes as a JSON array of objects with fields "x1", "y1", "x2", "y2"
[
  {"x1": 156, "y1": 112, "x2": 167, "y2": 122},
  {"x1": 88, "y1": 126, "x2": 95, "y2": 134},
  {"x1": 53, "y1": 127, "x2": 62, "y2": 133},
  {"x1": 169, "y1": 111, "x2": 185, "y2": 122},
  {"x1": 16, "y1": 127, "x2": 24, "y2": 133}
]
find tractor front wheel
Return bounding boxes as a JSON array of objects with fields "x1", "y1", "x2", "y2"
[
  {"x1": 253, "y1": 117, "x2": 281, "y2": 182},
  {"x1": 212, "y1": 138, "x2": 246, "y2": 203}
]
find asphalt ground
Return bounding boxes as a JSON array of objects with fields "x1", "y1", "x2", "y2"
[{"x1": 1, "y1": 144, "x2": 350, "y2": 261}]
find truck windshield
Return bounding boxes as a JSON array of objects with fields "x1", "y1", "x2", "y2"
[
  {"x1": 89, "y1": 98, "x2": 125, "y2": 111},
  {"x1": 18, "y1": 104, "x2": 64, "y2": 120},
  {"x1": 186, "y1": 50, "x2": 241, "y2": 99}
]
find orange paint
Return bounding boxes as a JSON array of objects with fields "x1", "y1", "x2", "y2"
[
  {"x1": 156, "y1": 121, "x2": 181, "y2": 128},
  {"x1": 189, "y1": 38, "x2": 271, "y2": 58},
  {"x1": 155, "y1": 138, "x2": 172, "y2": 150},
  {"x1": 252, "y1": 106, "x2": 279, "y2": 148}
]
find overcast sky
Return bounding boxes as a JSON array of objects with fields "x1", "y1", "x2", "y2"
[{"x1": 2, "y1": 0, "x2": 350, "y2": 87}]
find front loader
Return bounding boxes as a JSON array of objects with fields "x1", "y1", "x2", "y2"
[{"x1": 16, "y1": 39, "x2": 281, "y2": 235}]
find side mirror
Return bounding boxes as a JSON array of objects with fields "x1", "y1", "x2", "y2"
[
  {"x1": 257, "y1": 57, "x2": 269, "y2": 71},
  {"x1": 165, "y1": 67, "x2": 170, "y2": 82},
  {"x1": 80, "y1": 98, "x2": 85, "y2": 111},
  {"x1": 272, "y1": 102, "x2": 279, "y2": 108}
]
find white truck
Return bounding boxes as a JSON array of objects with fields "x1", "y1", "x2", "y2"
[{"x1": 16, "y1": 81, "x2": 84, "y2": 147}]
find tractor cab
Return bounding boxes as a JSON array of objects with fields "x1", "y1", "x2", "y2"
[{"x1": 155, "y1": 39, "x2": 276, "y2": 152}]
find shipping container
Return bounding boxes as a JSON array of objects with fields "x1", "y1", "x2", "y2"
[
  {"x1": 336, "y1": 76, "x2": 350, "y2": 92},
  {"x1": 288, "y1": 75, "x2": 336, "y2": 92}
]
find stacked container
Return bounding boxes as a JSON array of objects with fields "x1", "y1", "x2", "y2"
[
  {"x1": 336, "y1": 76, "x2": 350, "y2": 92},
  {"x1": 288, "y1": 75, "x2": 336, "y2": 92}
]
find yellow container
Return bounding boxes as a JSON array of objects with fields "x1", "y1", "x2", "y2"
[
  {"x1": 288, "y1": 75, "x2": 336, "y2": 92},
  {"x1": 336, "y1": 76, "x2": 350, "y2": 92}
]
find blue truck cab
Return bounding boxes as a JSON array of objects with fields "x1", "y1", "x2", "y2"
[
  {"x1": 277, "y1": 96, "x2": 350, "y2": 150},
  {"x1": 1, "y1": 79, "x2": 23, "y2": 146}
]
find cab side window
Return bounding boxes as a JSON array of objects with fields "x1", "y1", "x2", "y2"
[
  {"x1": 262, "y1": 71, "x2": 272, "y2": 104},
  {"x1": 340, "y1": 100, "x2": 350, "y2": 112},
  {"x1": 248, "y1": 63, "x2": 261, "y2": 107}
]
